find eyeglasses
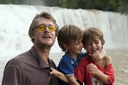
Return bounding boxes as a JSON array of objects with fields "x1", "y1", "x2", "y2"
[{"x1": 32, "y1": 25, "x2": 56, "y2": 31}]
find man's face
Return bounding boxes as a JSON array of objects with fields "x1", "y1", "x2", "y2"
[{"x1": 32, "y1": 17, "x2": 56, "y2": 47}]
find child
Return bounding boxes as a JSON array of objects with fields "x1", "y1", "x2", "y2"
[
  {"x1": 55, "y1": 25, "x2": 106, "y2": 85},
  {"x1": 74, "y1": 27, "x2": 115, "y2": 85}
]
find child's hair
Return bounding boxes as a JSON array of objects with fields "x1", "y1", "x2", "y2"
[
  {"x1": 58, "y1": 25, "x2": 84, "y2": 52},
  {"x1": 83, "y1": 27, "x2": 105, "y2": 46}
]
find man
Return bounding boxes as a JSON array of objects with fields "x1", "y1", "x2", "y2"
[{"x1": 2, "y1": 12, "x2": 59, "y2": 85}]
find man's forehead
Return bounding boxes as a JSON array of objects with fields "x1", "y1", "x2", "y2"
[{"x1": 35, "y1": 17, "x2": 54, "y2": 26}]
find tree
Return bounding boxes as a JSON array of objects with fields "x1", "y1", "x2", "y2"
[
  {"x1": 0, "y1": 0, "x2": 128, "y2": 14},
  {"x1": 118, "y1": 0, "x2": 128, "y2": 14},
  {"x1": 1, "y1": 0, "x2": 12, "y2": 4}
]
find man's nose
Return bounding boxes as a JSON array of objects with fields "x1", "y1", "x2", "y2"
[{"x1": 44, "y1": 26, "x2": 50, "y2": 33}]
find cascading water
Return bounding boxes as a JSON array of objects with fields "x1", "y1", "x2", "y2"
[{"x1": 0, "y1": 5, "x2": 128, "y2": 59}]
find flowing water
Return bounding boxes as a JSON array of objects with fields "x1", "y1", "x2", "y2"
[{"x1": 0, "y1": 5, "x2": 128, "y2": 85}]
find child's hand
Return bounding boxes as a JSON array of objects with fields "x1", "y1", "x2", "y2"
[
  {"x1": 87, "y1": 63, "x2": 99, "y2": 75},
  {"x1": 50, "y1": 68, "x2": 60, "y2": 77},
  {"x1": 50, "y1": 68, "x2": 69, "y2": 83},
  {"x1": 89, "y1": 52, "x2": 101, "y2": 61}
]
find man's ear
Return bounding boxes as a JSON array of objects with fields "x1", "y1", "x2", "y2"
[
  {"x1": 63, "y1": 43, "x2": 69, "y2": 49},
  {"x1": 31, "y1": 31, "x2": 35, "y2": 39}
]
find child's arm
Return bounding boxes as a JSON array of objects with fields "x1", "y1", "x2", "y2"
[
  {"x1": 67, "y1": 75, "x2": 80, "y2": 85},
  {"x1": 87, "y1": 56, "x2": 113, "y2": 84},
  {"x1": 50, "y1": 68, "x2": 69, "y2": 83},
  {"x1": 87, "y1": 63, "x2": 109, "y2": 84},
  {"x1": 50, "y1": 68, "x2": 80, "y2": 85},
  {"x1": 89, "y1": 49, "x2": 106, "y2": 61}
]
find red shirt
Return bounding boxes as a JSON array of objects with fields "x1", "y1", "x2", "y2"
[{"x1": 74, "y1": 55, "x2": 115, "y2": 85}]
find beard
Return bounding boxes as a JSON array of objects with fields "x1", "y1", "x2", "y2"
[
  {"x1": 41, "y1": 42, "x2": 54, "y2": 48},
  {"x1": 34, "y1": 39, "x2": 55, "y2": 50}
]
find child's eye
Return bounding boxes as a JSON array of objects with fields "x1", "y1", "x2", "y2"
[
  {"x1": 95, "y1": 42, "x2": 98, "y2": 44},
  {"x1": 87, "y1": 43, "x2": 91, "y2": 45},
  {"x1": 76, "y1": 43, "x2": 79, "y2": 45}
]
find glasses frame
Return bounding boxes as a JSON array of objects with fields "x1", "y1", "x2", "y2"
[{"x1": 32, "y1": 25, "x2": 56, "y2": 31}]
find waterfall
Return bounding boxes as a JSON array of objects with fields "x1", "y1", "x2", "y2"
[{"x1": 0, "y1": 4, "x2": 128, "y2": 59}]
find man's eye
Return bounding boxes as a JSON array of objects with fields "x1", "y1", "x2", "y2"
[
  {"x1": 39, "y1": 27, "x2": 44, "y2": 29},
  {"x1": 38, "y1": 26, "x2": 45, "y2": 29},
  {"x1": 49, "y1": 26, "x2": 53, "y2": 29}
]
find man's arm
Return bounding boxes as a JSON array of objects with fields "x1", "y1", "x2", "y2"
[{"x1": 2, "y1": 67, "x2": 30, "y2": 85}]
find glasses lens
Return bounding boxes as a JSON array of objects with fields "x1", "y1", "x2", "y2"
[
  {"x1": 48, "y1": 26, "x2": 56, "y2": 31},
  {"x1": 36, "y1": 25, "x2": 45, "y2": 31},
  {"x1": 35, "y1": 25, "x2": 56, "y2": 31}
]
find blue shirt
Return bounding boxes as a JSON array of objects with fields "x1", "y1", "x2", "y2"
[{"x1": 57, "y1": 52, "x2": 86, "y2": 85}]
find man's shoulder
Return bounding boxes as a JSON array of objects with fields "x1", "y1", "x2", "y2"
[
  {"x1": 6, "y1": 50, "x2": 32, "y2": 68},
  {"x1": 48, "y1": 58, "x2": 55, "y2": 64}
]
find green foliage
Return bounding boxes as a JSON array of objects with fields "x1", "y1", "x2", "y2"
[
  {"x1": 58, "y1": 0, "x2": 128, "y2": 14},
  {"x1": 1, "y1": 0, "x2": 12, "y2": 4},
  {"x1": 59, "y1": 0, "x2": 78, "y2": 8},
  {"x1": 108, "y1": 0, "x2": 119, "y2": 11},
  {"x1": 0, "y1": 0, "x2": 128, "y2": 14},
  {"x1": 46, "y1": 0, "x2": 60, "y2": 6},
  {"x1": 118, "y1": 0, "x2": 128, "y2": 14}
]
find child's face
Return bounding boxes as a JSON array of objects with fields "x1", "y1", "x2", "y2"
[
  {"x1": 84, "y1": 37, "x2": 103, "y2": 55},
  {"x1": 66, "y1": 38, "x2": 83, "y2": 56}
]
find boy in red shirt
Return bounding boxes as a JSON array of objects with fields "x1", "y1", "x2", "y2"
[{"x1": 74, "y1": 27, "x2": 115, "y2": 85}]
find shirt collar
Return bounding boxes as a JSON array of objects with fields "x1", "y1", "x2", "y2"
[
  {"x1": 66, "y1": 52, "x2": 84, "y2": 63},
  {"x1": 30, "y1": 46, "x2": 50, "y2": 69}
]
